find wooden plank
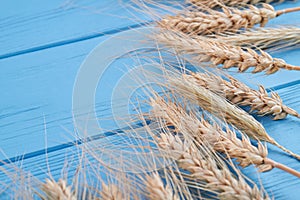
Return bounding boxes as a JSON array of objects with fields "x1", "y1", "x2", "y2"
[
  {"x1": 0, "y1": 27, "x2": 154, "y2": 160},
  {"x1": 0, "y1": 0, "x2": 150, "y2": 58},
  {"x1": 0, "y1": 36, "x2": 105, "y2": 160},
  {"x1": 1, "y1": 1, "x2": 299, "y2": 60}
]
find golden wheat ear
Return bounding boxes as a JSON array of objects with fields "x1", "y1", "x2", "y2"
[
  {"x1": 188, "y1": 72, "x2": 300, "y2": 120},
  {"x1": 188, "y1": 0, "x2": 289, "y2": 9},
  {"x1": 214, "y1": 27, "x2": 300, "y2": 52},
  {"x1": 158, "y1": 4, "x2": 300, "y2": 35},
  {"x1": 145, "y1": 173, "x2": 179, "y2": 200},
  {"x1": 41, "y1": 179, "x2": 77, "y2": 200},
  {"x1": 99, "y1": 183, "x2": 125, "y2": 200},
  {"x1": 150, "y1": 96, "x2": 300, "y2": 178},
  {"x1": 155, "y1": 30, "x2": 300, "y2": 74},
  {"x1": 156, "y1": 132, "x2": 270, "y2": 200}
]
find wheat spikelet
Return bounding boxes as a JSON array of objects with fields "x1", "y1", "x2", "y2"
[
  {"x1": 188, "y1": 0, "x2": 287, "y2": 9},
  {"x1": 41, "y1": 179, "x2": 76, "y2": 200},
  {"x1": 158, "y1": 4, "x2": 300, "y2": 35},
  {"x1": 215, "y1": 27, "x2": 300, "y2": 51},
  {"x1": 150, "y1": 96, "x2": 300, "y2": 177},
  {"x1": 157, "y1": 132, "x2": 269, "y2": 200},
  {"x1": 155, "y1": 31, "x2": 300, "y2": 74},
  {"x1": 100, "y1": 183, "x2": 125, "y2": 200},
  {"x1": 145, "y1": 173, "x2": 179, "y2": 200},
  {"x1": 189, "y1": 72, "x2": 300, "y2": 120},
  {"x1": 157, "y1": 71, "x2": 300, "y2": 160}
]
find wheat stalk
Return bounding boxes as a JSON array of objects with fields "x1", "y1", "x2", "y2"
[
  {"x1": 150, "y1": 96, "x2": 300, "y2": 177},
  {"x1": 155, "y1": 31, "x2": 300, "y2": 74},
  {"x1": 145, "y1": 173, "x2": 179, "y2": 200},
  {"x1": 188, "y1": 0, "x2": 288, "y2": 8},
  {"x1": 159, "y1": 4, "x2": 300, "y2": 35},
  {"x1": 189, "y1": 72, "x2": 300, "y2": 120},
  {"x1": 157, "y1": 132, "x2": 269, "y2": 200},
  {"x1": 100, "y1": 183, "x2": 125, "y2": 200},
  {"x1": 156, "y1": 71, "x2": 300, "y2": 160},
  {"x1": 41, "y1": 179, "x2": 77, "y2": 200},
  {"x1": 214, "y1": 26, "x2": 300, "y2": 51}
]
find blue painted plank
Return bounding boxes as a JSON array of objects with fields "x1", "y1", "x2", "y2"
[
  {"x1": 0, "y1": 0, "x2": 150, "y2": 57},
  {"x1": 0, "y1": 26, "x2": 157, "y2": 160},
  {"x1": 0, "y1": 36, "x2": 105, "y2": 160}
]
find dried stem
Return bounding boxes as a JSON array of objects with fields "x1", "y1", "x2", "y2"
[
  {"x1": 157, "y1": 133, "x2": 269, "y2": 199},
  {"x1": 159, "y1": 4, "x2": 300, "y2": 35},
  {"x1": 188, "y1": 72, "x2": 300, "y2": 120},
  {"x1": 264, "y1": 158, "x2": 300, "y2": 178},
  {"x1": 276, "y1": 6, "x2": 300, "y2": 16},
  {"x1": 155, "y1": 31, "x2": 300, "y2": 74},
  {"x1": 150, "y1": 96, "x2": 300, "y2": 177}
]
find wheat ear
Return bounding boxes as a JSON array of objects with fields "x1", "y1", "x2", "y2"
[
  {"x1": 188, "y1": 0, "x2": 288, "y2": 9},
  {"x1": 150, "y1": 96, "x2": 300, "y2": 177},
  {"x1": 155, "y1": 31, "x2": 300, "y2": 74},
  {"x1": 189, "y1": 72, "x2": 300, "y2": 120},
  {"x1": 159, "y1": 72, "x2": 300, "y2": 160},
  {"x1": 159, "y1": 4, "x2": 300, "y2": 35},
  {"x1": 100, "y1": 183, "x2": 125, "y2": 200},
  {"x1": 157, "y1": 133, "x2": 269, "y2": 200},
  {"x1": 145, "y1": 173, "x2": 179, "y2": 200},
  {"x1": 41, "y1": 179, "x2": 76, "y2": 200},
  {"x1": 214, "y1": 27, "x2": 300, "y2": 51}
]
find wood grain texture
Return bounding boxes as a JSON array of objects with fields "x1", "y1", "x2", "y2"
[
  {"x1": 0, "y1": 0, "x2": 149, "y2": 58},
  {"x1": 0, "y1": 0, "x2": 300, "y2": 199}
]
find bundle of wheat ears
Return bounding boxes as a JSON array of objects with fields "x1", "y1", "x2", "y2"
[
  {"x1": 150, "y1": 96, "x2": 300, "y2": 177},
  {"x1": 147, "y1": 0, "x2": 300, "y2": 199},
  {"x1": 161, "y1": 71, "x2": 300, "y2": 160}
]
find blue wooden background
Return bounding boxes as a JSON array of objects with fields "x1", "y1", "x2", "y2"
[{"x1": 0, "y1": 0, "x2": 300, "y2": 199}]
